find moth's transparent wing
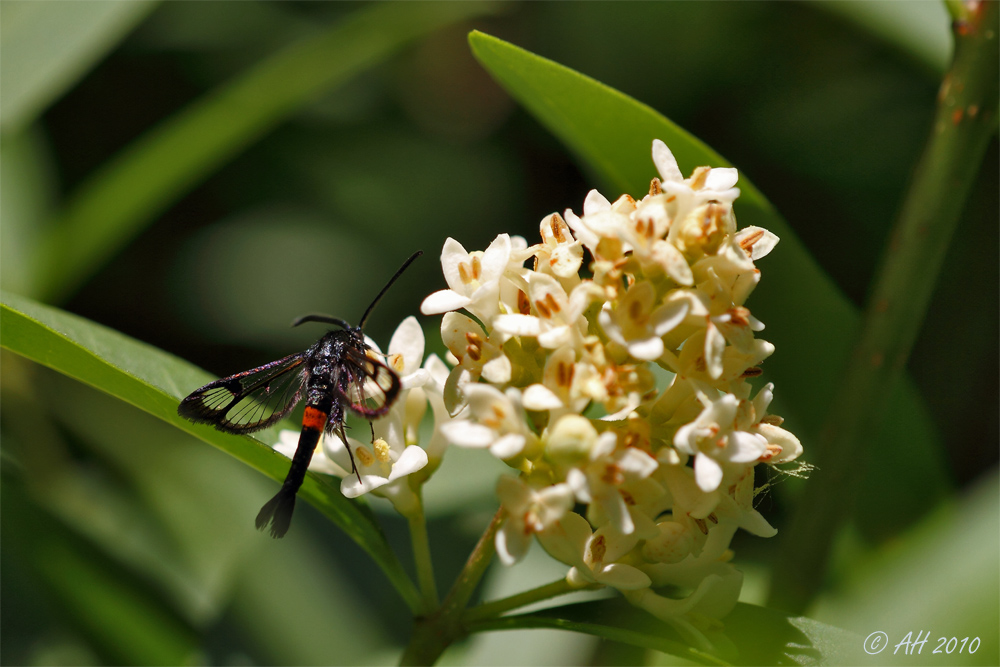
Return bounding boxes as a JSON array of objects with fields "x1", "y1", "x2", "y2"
[
  {"x1": 178, "y1": 353, "x2": 307, "y2": 433},
  {"x1": 339, "y1": 348, "x2": 400, "y2": 418}
]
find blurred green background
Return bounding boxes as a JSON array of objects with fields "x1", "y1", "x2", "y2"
[{"x1": 1, "y1": 1, "x2": 996, "y2": 665}]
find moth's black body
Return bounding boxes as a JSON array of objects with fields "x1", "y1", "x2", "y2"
[{"x1": 178, "y1": 252, "x2": 421, "y2": 538}]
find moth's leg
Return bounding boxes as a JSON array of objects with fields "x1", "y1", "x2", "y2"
[{"x1": 338, "y1": 420, "x2": 362, "y2": 484}]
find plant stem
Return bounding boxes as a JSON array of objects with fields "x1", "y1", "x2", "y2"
[
  {"x1": 463, "y1": 578, "x2": 575, "y2": 623},
  {"x1": 399, "y1": 508, "x2": 504, "y2": 666},
  {"x1": 770, "y1": 0, "x2": 998, "y2": 613},
  {"x1": 408, "y1": 500, "x2": 440, "y2": 613}
]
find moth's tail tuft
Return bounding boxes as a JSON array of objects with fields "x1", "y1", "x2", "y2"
[{"x1": 255, "y1": 487, "x2": 296, "y2": 538}]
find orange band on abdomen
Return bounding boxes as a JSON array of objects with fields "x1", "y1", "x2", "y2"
[{"x1": 302, "y1": 406, "x2": 327, "y2": 431}]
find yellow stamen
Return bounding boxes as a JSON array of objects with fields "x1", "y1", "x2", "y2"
[{"x1": 373, "y1": 438, "x2": 391, "y2": 463}]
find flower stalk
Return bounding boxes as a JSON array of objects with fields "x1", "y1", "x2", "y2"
[
  {"x1": 770, "y1": 0, "x2": 998, "y2": 612},
  {"x1": 399, "y1": 509, "x2": 504, "y2": 666},
  {"x1": 407, "y1": 493, "x2": 440, "y2": 613}
]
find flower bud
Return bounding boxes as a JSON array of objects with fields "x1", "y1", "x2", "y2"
[
  {"x1": 546, "y1": 414, "x2": 598, "y2": 465},
  {"x1": 642, "y1": 521, "x2": 693, "y2": 564}
]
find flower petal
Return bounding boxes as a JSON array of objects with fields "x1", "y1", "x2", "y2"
[
  {"x1": 385, "y1": 445, "x2": 428, "y2": 482},
  {"x1": 496, "y1": 522, "x2": 532, "y2": 566},
  {"x1": 651, "y1": 300, "x2": 689, "y2": 336},
  {"x1": 538, "y1": 511, "x2": 591, "y2": 567},
  {"x1": 481, "y1": 354, "x2": 512, "y2": 384},
  {"x1": 652, "y1": 139, "x2": 683, "y2": 184},
  {"x1": 626, "y1": 336, "x2": 664, "y2": 361},
  {"x1": 735, "y1": 226, "x2": 779, "y2": 261},
  {"x1": 490, "y1": 433, "x2": 526, "y2": 459},
  {"x1": 694, "y1": 453, "x2": 724, "y2": 492},
  {"x1": 388, "y1": 316, "x2": 424, "y2": 374},
  {"x1": 480, "y1": 234, "x2": 512, "y2": 281},
  {"x1": 522, "y1": 383, "x2": 564, "y2": 410},
  {"x1": 421, "y1": 289, "x2": 471, "y2": 315},
  {"x1": 583, "y1": 189, "x2": 611, "y2": 215},
  {"x1": 597, "y1": 563, "x2": 652, "y2": 591},
  {"x1": 440, "y1": 237, "x2": 470, "y2": 292},
  {"x1": 440, "y1": 420, "x2": 495, "y2": 448},
  {"x1": 493, "y1": 313, "x2": 542, "y2": 337},
  {"x1": 705, "y1": 167, "x2": 738, "y2": 191}
]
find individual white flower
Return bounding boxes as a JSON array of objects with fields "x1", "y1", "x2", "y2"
[
  {"x1": 492, "y1": 272, "x2": 597, "y2": 349},
  {"x1": 617, "y1": 205, "x2": 694, "y2": 286},
  {"x1": 420, "y1": 234, "x2": 511, "y2": 323},
  {"x1": 521, "y1": 344, "x2": 590, "y2": 414},
  {"x1": 536, "y1": 212, "x2": 584, "y2": 281},
  {"x1": 573, "y1": 191, "x2": 633, "y2": 243},
  {"x1": 325, "y1": 413, "x2": 428, "y2": 499},
  {"x1": 538, "y1": 512, "x2": 651, "y2": 591},
  {"x1": 673, "y1": 393, "x2": 768, "y2": 493},
  {"x1": 692, "y1": 239, "x2": 764, "y2": 312},
  {"x1": 746, "y1": 383, "x2": 803, "y2": 464},
  {"x1": 735, "y1": 225, "x2": 780, "y2": 261},
  {"x1": 656, "y1": 458, "x2": 721, "y2": 525},
  {"x1": 495, "y1": 475, "x2": 574, "y2": 565},
  {"x1": 598, "y1": 280, "x2": 689, "y2": 361},
  {"x1": 588, "y1": 475, "x2": 670, "y2": 540},
  {"x1": 439, "y1": 384, "x2": 536, "y2": 460},
  {"x1": 652, "y1": 139, "x2": 740, "y2": 207},
  {"x1": 671, "y1": 328, "x2": 774, "y2": 386},
  {"x1": 565, "y1": 432, "x2": 659, "y2": 535},
  {"x1": 669, "y1": 202, "x2": 737, "y2": 258},
  {"x1": 440, "y1": 311, "x2": 511, "y2": 385}
]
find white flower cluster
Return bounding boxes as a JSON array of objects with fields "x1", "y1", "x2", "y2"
[{"x1": 274, "y1": 139, "x2": 803, "y2": 633}]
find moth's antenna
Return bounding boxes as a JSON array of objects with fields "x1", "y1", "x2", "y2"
[
  {"x1": 359, "y1": 251, "x2": 422, "y2": 330},
  {"x1": 291, "y1": 314, "x2": 350, "y2": 329}
]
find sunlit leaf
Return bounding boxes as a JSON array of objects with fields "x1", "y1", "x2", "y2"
[
  {"x1": 0, "y1": 290, "x2": 422, "y2": 613},
  {"x1": 467, "y1": 31, "x2": 950, "y2": 536},
  {"x1": 468, "y1": 598, "x2": 861, "y2": 666}
]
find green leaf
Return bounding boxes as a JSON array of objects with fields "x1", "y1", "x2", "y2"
[
  {"x1": 0, "y1": 0, "x2": 158, "y2": 133},
  {"x1": 468, "y1": 599, "x2": 861, "y2": 666},
  {"x1": 0, "y1": 128, "x2": 56, "y2": 295},
  {"x1": 0, "y1": 290, "x2": 423, "y2": 613},
  {"x1": 467, "y1": 31, "x2": 950, "y2": 531},
  {"x1": 813, "y1": 470, "x2": 999, "y2": 666},
  {"x1": 814, "y1": 0, "x2": 952, "y2": 75},
  {"x1": 33, "y1": 1, "x2": 500, "y2": 302},
  {"x1": 2, "y1": 477, "x2": 199, "y2": 665}
]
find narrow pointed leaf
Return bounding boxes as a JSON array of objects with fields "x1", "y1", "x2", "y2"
[
  {"x1": 468, "y1": 598, "x2": 860, "y2": 666},
  {"x1": 35, "y1": 2, "x2": 499, "y2": 301},
  {"x1": 0, "y1": 0, "x2": 158, "y2": 133},
  {"x1": 0, "y1": 290, "x2": 422, "y2": 613}
]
